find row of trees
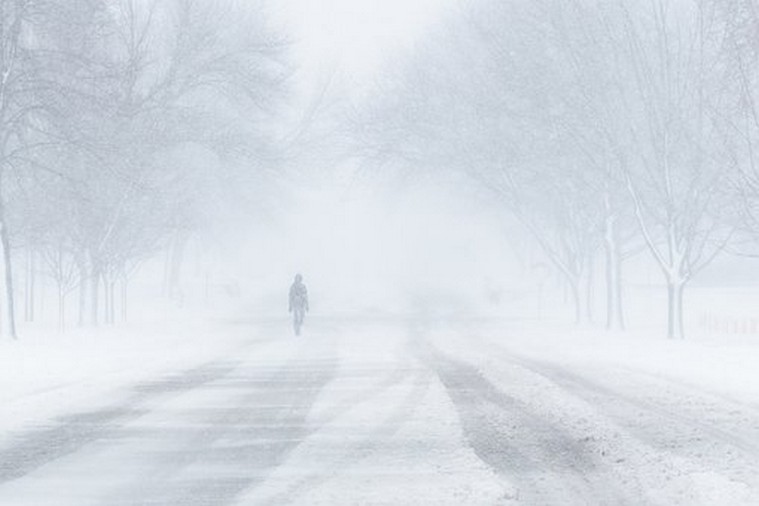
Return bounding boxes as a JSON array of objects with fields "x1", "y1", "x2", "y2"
[
  {"x1": 358, "y1": 0, "x2": 759, "y2": 338},
  {"x1": 1, "y1": 0, "x2": 288, "y2": 336}
]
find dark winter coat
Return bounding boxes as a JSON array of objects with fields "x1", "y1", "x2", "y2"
[{"x1": 289, "y1": 281, "x2": 309, "y2": 312}]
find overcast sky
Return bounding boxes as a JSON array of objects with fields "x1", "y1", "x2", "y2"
[{"x1": 273, "y1": 0, "x2": 455, "y2": 93}]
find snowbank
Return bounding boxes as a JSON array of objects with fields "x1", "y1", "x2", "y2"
[
  {"x1": 0, "y1": 316, "x2": 275, "y2": 444},
  {"x1": 474, "y1": 320, "x2": 759, "y2": 406}
]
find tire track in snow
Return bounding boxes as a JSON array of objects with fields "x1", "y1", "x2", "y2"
[
  {"x1": 0, "y1": 328, "x2": 282, "y2": 486},
  {"x1": 118, "y1": 356, "x2": 339, "y2": 506},
  {"x1": 509, "y1": 355, "x2": 759, "y2": 492},
  {"x1": 231, "y1": 334, "x2": 433, "y2": 504},
  {"x1": 0, "y1": 358, "x2": 244, "y2": 484},
  {"x1": 413, "y1": 335, "x2": 638, "y2": 506},
  {"x1": 453, "y1": 329, "x2": 759, "y2": 504},
  {"x1": 254, "y1": 368, "x2": 432, "y2": 506}
]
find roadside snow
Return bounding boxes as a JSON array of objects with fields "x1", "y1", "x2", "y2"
[
  {"x1": 0, "y1": 317, "x2": 266, "y2": 445},
  {"x1": 425, "y1": 319, "x2": 759, "y2": 506},
  {"x1": 478, "y1": 320, "x2": 759, "y2": 406}
]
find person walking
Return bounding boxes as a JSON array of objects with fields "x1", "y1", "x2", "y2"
[{"x1": 288, "y1": 273, "x2": 309, "y2": 335}]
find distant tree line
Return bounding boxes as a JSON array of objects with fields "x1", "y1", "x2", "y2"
[
  {"x1": 358, "y1": 0, "x2": 759, "y2": 338},
  {"x1": 1, "y1": 0, "x2": 288, "y2": 336}
]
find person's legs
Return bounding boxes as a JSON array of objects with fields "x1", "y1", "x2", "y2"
[{"x1": 293, "y1": 307, "x2": 305, "y2": 335}]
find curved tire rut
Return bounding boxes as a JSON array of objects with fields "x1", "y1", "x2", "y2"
[{"x1": 413, "y1": 336, "x2": 639, "y2": 506}]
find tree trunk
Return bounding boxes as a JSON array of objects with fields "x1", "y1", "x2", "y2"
[
  {"x1": 101, "y1": 273, "x2": 115, "y2": 325},
  {"x1": 667, "y1": 280, "x2": 686, "y2": 339},
  {"x1": 120, "y1": 277, "x2": 128, "y2": 322},
  {"x1": 162, "y1": 247, "x2": 171, "y2": 297},
  {"x1": 603, "y1": 220, "x2": 625, "y2": 331},
  {"x1": 78, "y1": 259, "x2": 88, "y2": 327},
  {"x1": 24, "y1": 251, "x2": 29, "y2": 322},
  {"x1": 570, "y1": 276, "x2": 582, "y2": 324},
  {"x1": 25, "y1": 248, "x2": 35, "y2": 322},
  {"x1": 109, "y1": 279, "x2": 116, "y2": 324},
  {"x1": 0, "y1": 216, "x2": 17, "y2": 339},
  {"x1": 614, "y1": 251, "x2": 625, "y2": 330},
  {"x1": 58, "y1": 283, "x2": 65, "y2": 332},
  {"x1": 102, "y1": 274, "x2": 110, "y2": 324},
  {"x1": 585, "y1": 257, "x2": 594, "y2": 323},
  {"x1": 89, "y1": 261, "x2": 100, "y2": 326}
]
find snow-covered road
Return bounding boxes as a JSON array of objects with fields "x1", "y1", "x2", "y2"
[{"x1": 0, "y1": 319, "x2": 757, "y2": 505}]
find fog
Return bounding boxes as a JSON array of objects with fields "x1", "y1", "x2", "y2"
[
  {"x1": 2, "y1": 1, "x2": 759, "y2": 504},
  {"x1": 203, "y1": 0, "x2": 515, "y2": 319},
  {"x1": 229, "y1": 169, "x2": 519, "y2": 317}
]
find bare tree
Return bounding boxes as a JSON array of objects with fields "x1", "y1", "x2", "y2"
[
  {"x1": 618, "y1": 0, "x2": 736, "y2": 338},
  {"x1": 357, "y1": 0, "x2": 744, "y2": 338},
  {"x1": 0, "y1": 0, "x2": 289, "y2": 332},
  {"x1": 355, "y1": 0, "x2": 624, "y2": 325},
  {"x1": 0, "y1": 0, "x2": 44, "y2": 338}
]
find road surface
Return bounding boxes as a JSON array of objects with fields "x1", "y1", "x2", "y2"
[{"x1": 0, "y1": 319, "x2": 757, "y2": 505}]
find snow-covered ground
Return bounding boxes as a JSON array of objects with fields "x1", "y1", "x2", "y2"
[
  {"x1": 426, "y1": 319, "x2": 759, "y2": 505},
  {"x1": 0, "y1": 315, "x2": 757, "y2": 505},
  {"x1": 0, "y1": 317, "x2": 260, "y2": 445}
]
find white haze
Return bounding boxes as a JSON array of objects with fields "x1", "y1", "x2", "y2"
[
  {"x1": 1, "y1": 1, "x2": 759, "y2": 505},
  {"x1": 229, "y1": 0, "x2": 488, "y2": 317}
]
